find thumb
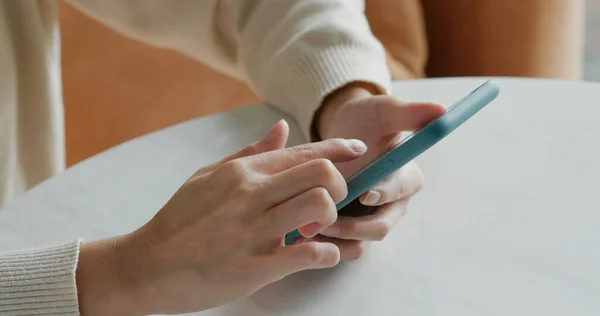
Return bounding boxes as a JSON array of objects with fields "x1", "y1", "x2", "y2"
[
  {"x1": 371, "y1": 98, "x2": 446, "y2": 135},
  {"x1": 264, "y1": 242, "x2": 340, "y2": 281},
  {"x1": 222, "y1": 119, "x2": 289, "y2": 163}
]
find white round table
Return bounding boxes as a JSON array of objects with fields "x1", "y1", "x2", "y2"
[{"x1": 1, "y1": 78, "x2": 599, "y2": 315}]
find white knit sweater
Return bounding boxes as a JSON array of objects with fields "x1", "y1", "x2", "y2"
[{"x1": 0, "y1": 0, "x2": 390, "y2": 314}]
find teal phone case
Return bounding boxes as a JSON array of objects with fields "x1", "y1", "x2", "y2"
[{"x1": 284, "y1": 80, "x2": 500, "y2": 245}]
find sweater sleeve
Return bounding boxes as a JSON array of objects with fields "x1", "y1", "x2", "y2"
[
  {"x1": 65, "y1": 0, "x2": 392, "y2": 139},
  {"x1": 0, "y1": 240, "x2": 82, "y2": 315}
]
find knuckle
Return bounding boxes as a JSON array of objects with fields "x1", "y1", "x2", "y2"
[
  {"x1": 312, "y1": 159, "x2": 347, "y2": 201},
  {"x1": 309, "y1": 187, "x2": 336, "y2": 224},
  {"x1": 219, "y1": 159, "x2": 248, "y2": 177},
  {"x1": 287, "y1": 144, "x2": 316, "y2": 164},
  {"x1": 310, "y1": 187, "x2": 334, "y2": 208},
  {"x1": 235, "y1": 182, "x2": 256, "y2": 198},
  {"x1": 217, "y1": 160, "x2": 255, "y2": 192},
  {"x1": 324, "y1": 212, "x2": 338, "y2": 227},
  {"x1": 313, "y1": 158, "x2": 337, "y2": 181}
]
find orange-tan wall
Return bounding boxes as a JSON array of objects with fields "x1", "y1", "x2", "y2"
[{"x1": 60, "y1": 2, "x2": 258, "y2": 166}]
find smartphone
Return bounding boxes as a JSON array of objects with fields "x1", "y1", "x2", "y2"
[{"x1": 284, "y1": 80, "x2": 500, "y2": 245}]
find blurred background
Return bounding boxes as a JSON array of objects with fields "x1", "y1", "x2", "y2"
[
  {"x1": 586, "y1": 0, "x2": 600, "y2": 80},
  {"x1": 59, "y1": 0, "x2": 598, "y2": 167}
]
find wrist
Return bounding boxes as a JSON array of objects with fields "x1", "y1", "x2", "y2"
[
  {"x1": 76, "y1": 236, "x2": 142, "y2": 316},
  {"x1": 315, "y1": 82, "x2": 381, "y2": 139}
]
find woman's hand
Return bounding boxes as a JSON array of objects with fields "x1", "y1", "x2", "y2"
[
  {"x1": 308, "y1": 83, "x2": 446, "y2": 260},
  {"x1": 76, "y1": 120, "x2": 367, "y2": 315}
]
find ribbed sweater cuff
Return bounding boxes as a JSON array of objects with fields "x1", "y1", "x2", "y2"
[
  {"x1": 0, "y1": 240, "x2": 82, "y2": 315},
  {"x1": 288, "y1": 44, "x2": 392, "y2": 141}
]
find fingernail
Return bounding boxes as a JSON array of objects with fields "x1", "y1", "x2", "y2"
[
  {"x1": 348, "y1": 139, "x2": 367, "y2": 154},
  {"x1": 321, "y1": 226, "x2": 340, "y2": 237},
  {"x1": 363, "y1": 190, "x2": 381, "y2": 206}
]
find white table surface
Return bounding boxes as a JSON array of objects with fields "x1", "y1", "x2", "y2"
[{"x1": 1, "y1": 78, "x2": 599, "y2": 315}]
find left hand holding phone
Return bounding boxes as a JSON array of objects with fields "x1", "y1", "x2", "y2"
[{"x1": 306, "y1": 83, "x2": 446, "y2": 259}]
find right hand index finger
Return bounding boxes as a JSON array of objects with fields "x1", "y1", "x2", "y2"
[{"x1": 246, "y1": 138, "x2": 367, "y2": 174}]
